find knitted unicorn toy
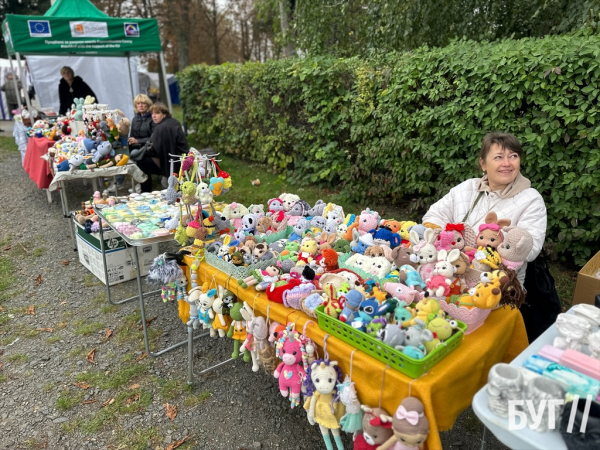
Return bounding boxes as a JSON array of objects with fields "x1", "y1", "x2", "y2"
[{"x1": 274, "y1": 325, "x2": 309, "y2": 408}]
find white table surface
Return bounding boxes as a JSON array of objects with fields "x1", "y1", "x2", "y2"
[{"x1": 472, "y1": 320, "x2": 569, "y2": 450}]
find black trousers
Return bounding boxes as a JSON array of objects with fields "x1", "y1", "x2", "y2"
[{"x1": 135, "y1": 156, "x2": 162, "y2": 193}]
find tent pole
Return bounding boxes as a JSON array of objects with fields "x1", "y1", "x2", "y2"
[
  {"x1": 7, "y1": 54, "x2": 22, "y2": 117},
  {"x1": 158, "y1": 51, "x2": 172, "y2": 114},
  {"x1": 127, "y1": 54, "x2": 135, "y2": 107},
  {"x1": 15, "y1": 52, "x2": 33, "y2": 115}
]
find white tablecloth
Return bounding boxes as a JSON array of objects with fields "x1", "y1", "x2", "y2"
[{"x1": 48, "y1": 163, "x2": 148, "y2": 192}]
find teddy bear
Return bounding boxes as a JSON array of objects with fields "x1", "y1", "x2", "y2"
[
  {"x1": 354, "y1": 406, "x2": 394, "y2": 450},
  {"x1": 279, "y1": 192, "x2": 300, "y2": 212}
]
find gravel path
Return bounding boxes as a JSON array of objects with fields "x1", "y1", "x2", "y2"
[{"x1": 0, "y1": 144, "x2": 509, "y2": 450}]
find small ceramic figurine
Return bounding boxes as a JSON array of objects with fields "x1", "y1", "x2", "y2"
[
  {"x1": 553, "y1": 313, "x2": 591, "y2": 352},
  {"x1": 377, "y1": 397, "x2": 430, "y2": 450}
]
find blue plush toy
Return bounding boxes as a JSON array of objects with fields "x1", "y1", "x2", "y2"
[
  {"x1": 350, "y1": 233, "x2": 375, "y2": 254},
  {"x1": 350, "y1": 298, "x2": 391, "y2": 332},
  {"x1": 399, "y1": 264, "x2": 427, "y2": 290},
  {"x1": 92, "y1": 141, "x2": 113, "y2": 163},
  {"x1": 339, "y1": 289, "x2": 364, "y2": 323},
  {"x1": 289, "y1": 218, "x2": 309, "y2": 241},
  {"x1": 393, "y1": 300, "x2": 414, "y2": 324},
  {"x1": 369, "y1": 226, "x2": 401, "y2": 248}
]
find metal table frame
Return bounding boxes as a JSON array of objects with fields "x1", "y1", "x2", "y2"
[{"x1": 95, "y1": 209, "x2": 233, "y2": 385}]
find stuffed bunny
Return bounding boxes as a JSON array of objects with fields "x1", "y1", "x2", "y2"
[
  {"x1": 411, "y1": 228, "x2": 437, "y2": 282},
  {"x1": 73, "y1": 97, "x2": 84, "y2": 121},
  {"x1": 426, "y1": 249, "x2": 460, "y2": 298},
  {"x1": 496, "y1": 226, "x2": 534, "y2": 271}
]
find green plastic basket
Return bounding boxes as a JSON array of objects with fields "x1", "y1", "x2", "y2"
[
  {"x1": 315, "y1": 305, "x2": 467, "y2": 378},
  {"x1": 205, "y1": 250, "x2": 277, "y2": 280}
]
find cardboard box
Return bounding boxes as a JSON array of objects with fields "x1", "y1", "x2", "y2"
[
  {"x1": 75, "y1": 220, "x2": 159, "y2": 286},
  {"x1": 572, "y1": 250, "x2": 600, "y2": 306}
]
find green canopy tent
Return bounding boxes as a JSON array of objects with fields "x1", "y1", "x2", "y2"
[{"x1": 2, "y1": 0, "x2": 171, "y2": 115}]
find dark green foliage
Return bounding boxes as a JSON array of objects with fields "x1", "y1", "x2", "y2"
[
  {"x1": 0, "y1": 0, "x2": 51, "y2": 59},
  {"x1": 179, "y1": 32, "x2": 600, "y2": 265}
]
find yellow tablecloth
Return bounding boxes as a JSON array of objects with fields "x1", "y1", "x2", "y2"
[{"x1": 186, "y1": 257, "x2": 529, "y2": 450}]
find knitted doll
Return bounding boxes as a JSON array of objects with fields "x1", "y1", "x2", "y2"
[
  {"x1": 338, "y1": 375, "x2": 364, "y2": 437},
  {"x1": 303, "y1": 360, "x2": 346, "y2": 450},
  {"x1": 238, "y1": 265, "x2": 282, "y2": 290},
  {"x1": 227, "y1": 303, "x2": 251, "y2": 361},
  {"x1": 496, "y1": 226, "x2": 534, "y2": 271},
  {"x1": 354, "y1": 406, "x2": 394, "y2": 450},
  {"x1": 377, "y1": 397, "x2": 430, "y2": 450},
  {"x1": 274, "y1": 325, "x2": 309, "y2": 408},
  {"x1": 472, "y1": 212, "x2": 511, "y2": 270}
]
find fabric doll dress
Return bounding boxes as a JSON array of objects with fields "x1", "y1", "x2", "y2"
[
  {"x1": 339, "y1": 408, "x2": 363, "y2": 433},
  {"x1": 303, "y1": 391, "x2": 345, "y2": 429},
  {"x1": 390, "y1": 441, "x2": 419, "y2": 450}
]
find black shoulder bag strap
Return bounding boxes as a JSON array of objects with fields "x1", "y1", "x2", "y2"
[{"x1": 461, "y1": 191, "x2": 484, "y2": 223}]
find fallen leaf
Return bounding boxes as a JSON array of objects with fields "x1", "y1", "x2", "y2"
[
  {"x1": 2, "y1": 245, "x2": 10, "y2": 251},
  {"x1": 26, "y1": 305, "x2": 35, "y2": 315},
  {"x1": 72, "y1": 382, "x2": 91, "y2": 390},
  {"x1": 129, "y1": 383, "x2": 140, "y2": 390},
  {"x1": 164, "y1": 403, "x2": 177, "y2": 421},
  {"x1": 0, "y1": 362, "x2": 3, "y2": 371},
  {"x1": 86, "y1": 347, "x2": 97, "y2": 364},
  {"x1": 166, "y1": 436, "x2": 189, "y2": 450},
  {"x1": 138, "y1": 316, "x2": 158, "y2": 330},
  {"x1": 35, "y1": 274, "x2": 42, "y2": 286},
  {"x1": 126, "y1": 394, "x2": 139, "y2": 405},
  {"x1": 135, "y1": 352, "x2": 148, "y2": 362},
  {"x1": 104, "y1": 328, "x2": 113, "y2": 340},
  {"x1": 60, "y1": 302, "x2": 67, "y2": 305},
  {"x1": 100, "y1": 398, "x2": 115, "y2": 408},
  {"x1": 61, "y1": 260, "x2": 70, "y2": 265},
  {"x1": 36, "y1": 328, "x2": 53, "y2": 332},
  {"x1": 0, "y1": 305, "x2": 5, "y2": 312},
  {"x1": 20, "y1": 243, "x2": 30, "y2": 255},
  {"x1": 83, "y1": 399, "x2": 98, "y2": 404}
]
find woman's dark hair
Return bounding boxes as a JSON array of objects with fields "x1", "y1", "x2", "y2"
[
  {"x1": 479, "y1": 132, "x2": 523, "y2": 161},
  {"x1": 149, "y1": 102, "x2": 171, "y2": 117}
]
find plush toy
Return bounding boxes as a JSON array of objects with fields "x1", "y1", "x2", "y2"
[
  {"x1": 227, "y1": 303, "x2": 251, "y2": 361},
  {"x1": 73, "y1": 97, "x2": 84, "y2": 121},
  {"x1": 399, "y1": 319, "x2": 434, "y2": 359},
  {"x1": 338, "y1": 375, "x2": 364, "y2": 438},
  {"x1": 424, "y1": 317, "x2": 458, "y2": 353},
  {"x1": 382, "y1": 282, "x2": 424, "y2": 304},
  {"x1": 274, "y1": 325, "x2": 309, "y2": 408},
  {"x1": 459, "y1": 270, "x2": 510, "y2": 309},
  {"x1": 411, "y1": 228, "x2": 437, "y2": 282},
  {"x1": 496, "y1": 226, "x2": 534, "y2": 271},
  {"x1": 280, "y1": 192, "x2": 300, "y2": 212},
  {"x1": 380, "y1": 219, "x2": 403, "y2": 234},
  {"x1": 448, "y1": 251, "x2": 471, "y2": 294},
  {"x1": 377, "y1": 397, "x2": 430, "y2": 450},
  {"x1": 303, "y1": 360, "x2": 345, "y2": 450},
  {"x1": 396, "y1": 265, "x2": 426, "y2": 291},
  {"x1": 238, "y1": 265, "x2": 276, "y2": 289},
  {"x1": 307, "y1": 199, "x2": 326, "y2": 216},
  {"x1": 368, "y1": 257, "x2": 392, "y2": 279},
  {"x1": 393, "y1": 301, "x2": 416, "y2": 326},
  {"x1": 286, "y1": 200, "x2": 309, "y2": 225},
  {"x1": 376, "y1": 323, "x2": 405, "y2": 349},
  {"x1": 425, "y1": 249, "x2": 460, "y2": 298},
  {"x1": 320, "y1": 248, "x2": 339, "y2": 272},
  {"x1": 391, "y1": 246, "x2": 418, "y2": 269},
  {"x1": 222, "y1": 202, "x2": 249, "y2": 231},
  {"x1": 297, "y1": 238, "x2": 319, "y2": 265},
  {"x1": 351, "y1": 298, "x2": 391, "y2": 332},
  {"x1": 474, "y1": 245, "x2": 503, "y2": 272},
  {"x1": 358, "y1": 208, "x2": 380, "y2": 235},
  {"x1": 267, "y1": 197, "x2": 285, "y2": 221},
  {"x1": 352, "y1": 233, "x2": 376, "y2": 255},
  {"x1": 433, "y1": 223, "x2": 476, "y2": 252},
  {"x1": 370, "y1": 226, "x2": 401, "y2": 249},
  {"x1": 355, "y1": 406, "x2": 394, "y2": 450},
  {"x1": 399, "y1": 221, "x2": 418, "y2": 246},
  {"x1": 410, "y1": 298, "x2": 445, "y2": 327},
  {"x1": 241, "y1": 213, "x2": 257, "y2": 234},
  {"x1": 211, "y1": 293, "x2": 232, "y2": 338},
  {"x1": 474, "y1": 212, "x2": 511, "y2": 250},
  {"x1": 195, "y1": 181, "x2": 213, "y2": 205},
  {"x1": 194, "y1": 284, "x2": 218, "y2": 337}
]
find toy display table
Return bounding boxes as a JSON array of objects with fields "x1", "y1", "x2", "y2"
[
  {"x1": 187, "y1": 257, "x2": 530, "y2": 450},
  {"x1": 472, "y1": 312, "x2": 577, "y2": 450},
  {"x1": 51, "y1": 164, "x2": 148, "y2": 250},
  {"x1": 22, "y1": 137, "x2": 54, "y2": 192},
  {"x1": 94, "y1": 210, "x2": 227, "y2": 386}
]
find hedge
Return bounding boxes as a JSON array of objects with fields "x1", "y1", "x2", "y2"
[{"x1": 178, "y1": 32, "x2": 600, "y2": 265}]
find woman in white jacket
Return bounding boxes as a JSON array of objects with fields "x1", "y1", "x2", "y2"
[
  {"x1": 422, "y1": 132, "x2": 558, "y2": 342},
  {"x1": 422, "y1": 132, "x2": 547, "y2": 268}
]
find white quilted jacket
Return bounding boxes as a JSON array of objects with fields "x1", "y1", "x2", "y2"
[{"x1": 422, "y1": 178, "x2": 547, "y2": 263}]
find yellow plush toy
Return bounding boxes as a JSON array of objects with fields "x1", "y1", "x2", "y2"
[
  {"x1": 405, "y1": 297, "x2": 445, "y2": 327},
  {"x1": 459, "y1": 270, "x2": 509, "y2": 309}
]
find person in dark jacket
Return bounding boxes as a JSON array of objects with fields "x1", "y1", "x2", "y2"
[
  {"x1": 1, "y1": 72, "x2": 22, "y2": 117},
  {"x1": 110, "y1": 94, "x2": 156, "y2": 192},
  {"x1": 58, "y1": 66, "x2": 97, "y2": 115},
  {"x1": 135, "y1": 102, "x2": 188, "y2": 193},
  {"x1": 128, "y1": 94, "x2": 155, "y2": 150}
]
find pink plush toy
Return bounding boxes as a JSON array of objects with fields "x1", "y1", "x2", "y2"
[
  {"x1": 274, "y1": 325, "x2": 309, "y2": 408},
  {"x1": 383, "y1": 282, "x2": 424, "y2": 303},
  {"x1": 433, "y1": 223, "x2": 476, "y2": 252},
  {"x1": 358, "y1": 208, "x2": 380, "y2": 235}
]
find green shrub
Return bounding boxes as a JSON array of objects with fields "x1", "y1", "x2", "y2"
[{"x1": 179, "y1": 32, "x2": 600, "y2": 265}]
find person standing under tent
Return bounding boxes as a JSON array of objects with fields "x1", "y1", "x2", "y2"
[
  {"x1": 1, "y1": 72, "x2": 22, "y2": 119},
  {"x1": 58, "y1": 66, "x2": 97, "y2": 116}
]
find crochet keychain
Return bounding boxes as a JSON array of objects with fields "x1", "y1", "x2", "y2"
[
  {"x1": 303, "y1": 335, "x2": 345, "y2": 450},
  {"x1": 338, "y1": 350, "x2": 364, "y2": 439}
]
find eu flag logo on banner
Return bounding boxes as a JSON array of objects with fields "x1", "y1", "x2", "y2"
[{"x1": 28, "y1": 20, "x2": 52, "y2": 37}]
